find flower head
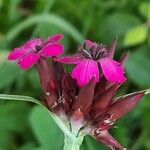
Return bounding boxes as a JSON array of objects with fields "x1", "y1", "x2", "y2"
[
  {"x1": 37, "y1": 54, "x2": 147, "y2": 150},
  {"x1": 58, "y1": 39, "x2": 126, "y2": 86},
  {"x1": 8, "y1": 36, "x2": 148, "y2": 150},
  {"x1": 8, "y1": 34, "x2": 64, "y2": 70}
]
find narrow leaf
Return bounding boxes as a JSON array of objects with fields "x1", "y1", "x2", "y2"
[{"x1": 6, "y1": 14, "x2": 84, "y2": 43}]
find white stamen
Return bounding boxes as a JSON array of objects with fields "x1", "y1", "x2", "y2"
[
  {"x1": 51, "y1": 102, "x2": 57, "y2": 108},
  {"x1": 46, "y1": 92, "x2": 50, "y2": 96},
  {"x1": 82, "y1": 49, "x2": 93, "y2": 59}
]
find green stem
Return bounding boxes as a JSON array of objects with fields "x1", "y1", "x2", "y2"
[{"x1": 63, "y1": 134, "x2": 84, "y2": 150}]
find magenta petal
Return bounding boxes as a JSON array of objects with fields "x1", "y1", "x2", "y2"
[
  {"x1": 57, "y1": 56, "x2": 83, "y2": 64},
  {"x1": 47, "y1": 34, "x2": 64, "y2": 43},
  {"x1": 8, "y1": 47, "x2": 27, "y2": 60},
  {"x1": 24, "y1": 38, "x2": 42, "y2": 49},
  {"x1": 18, "y1": 53, "x2": 40, "y2": 70},
  {"x1": 99, "y1": 58, "x2": 126, "y2": 83},
  {"x1": 72, "y1": 59, "x2": 99, "y2": 87},
  {"x1": 41, "y1": 44, "x2": 64, "y2": 57},
  {"x1": 85, "y1": 39, "x2": 95, "y2": 48}
]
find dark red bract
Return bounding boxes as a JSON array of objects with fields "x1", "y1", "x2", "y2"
[
  {"x1": 8, "y1": 35, "x2": 147, "y2": 150},
  {"x1": 37, "y1": 54, "x2": 145, "y2": 150}
]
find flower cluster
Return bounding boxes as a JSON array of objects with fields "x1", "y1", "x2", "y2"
[{"x1": 8, "y1": 34, "x2": 147, "y2": 150}]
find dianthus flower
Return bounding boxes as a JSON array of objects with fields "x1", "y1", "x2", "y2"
[
  {"x1": 57, "y1": 40, "x2": 126, "y2": 86},
  {"x1": 8, "y1": 34, "x2": 64, "y2": 70}
]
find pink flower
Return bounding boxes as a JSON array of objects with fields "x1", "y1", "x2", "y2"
[
  {"x1": 8, "y1": 34, "x2": 64, "y2": 70},
  {"x1": 57, "y1": 39, "x2": 126, "y2": 86}
]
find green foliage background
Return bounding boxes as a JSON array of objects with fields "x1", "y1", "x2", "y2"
[{"x1": 0, "y1": 0, "x2": 150, "y2": 149}]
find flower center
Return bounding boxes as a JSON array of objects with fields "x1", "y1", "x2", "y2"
[
  {"x1": 80, "y1": 44, "x2": 108, "y2": 60},
  {"x1": 91, "y1": 44, "x2": 108, "y2": 60},
  {"x1": 35, "y1": 45, "x2": 42, "y2": 52}
]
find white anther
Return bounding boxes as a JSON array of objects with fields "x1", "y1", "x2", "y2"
[
  {"x1": 51, "y1": 102, "x2": 57, "y2": 108},
  {"x1": 46, "y1": 92, "x2": 50, "y2": 96}
]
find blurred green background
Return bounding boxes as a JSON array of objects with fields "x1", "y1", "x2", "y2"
[{"x1": 0, "y1": 0, "x2": 150, "y2": 149}]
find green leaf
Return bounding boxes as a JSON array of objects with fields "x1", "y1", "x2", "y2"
[
  {"x1": 0, "y1": 50, "x2": 8, "y2": 65},
  {"x1": 0, "y1": 94, "x2": 74, "y2": 138},
  {"x1": 8, "y1": 0, "x2": 22, "y2": 22},
  {"x1": 0, "y1": 102, "x2": 31, "y2": 131},
  {"x1": 98, "y1": 12, "x2": 141, "y2": 45},
  {"x1": 34, "y1": 0, "x2": 54, "y2": 13},
  {"x1": 32, "y1": 0, "x2": 55, "y2": 37},
  {"x1": 0, "y1": 63, "x2": 20, "y2": 89},
  {"x1": 142, "y1": 95, "x2": 150, "y2": 129},
  {"x1": 126, "y1": 46, "x2": 150, "y2": 87},
  {"x1": 0, "y1": 102, "x2": 31, "y2": 149},
  {"x1": 19, "y1": 142, "x2": 36, "y2": 150},
  {"x1": 5, "y1": 14, "x2": 84, "y2": 43},
  {"x1": 139, "y1": 2, "x2": 150, "y2": 20},
  {"x1": 29, "y1": 106, "x2": 64, "y2": 150},
  {"x1": 81, "y1": 135, "x2": 106, "y2": 150},
  {"x1": 28, "y1": 70, "x2": 40, "y2": 91},
  {"x1": 123, "y1": 25, "x2": 148, "y2": 46}
]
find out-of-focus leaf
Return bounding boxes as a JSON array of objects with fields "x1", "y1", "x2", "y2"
[
  {"x1": 123, "y1": 25, "x2": 148, "y2": 46},
  {"x1": 0, "y1": 50, "x2": 8, "y2": 65},
  {"x1": 98, "y1": 12, "x2": 141, "y2": 45},
  {"x1": 0, "y1": 0, "x2": 3, "y2": 9},
  {"x1": 0, "y1": 102, "x2": 31, "y2": 149},
  {"x1": 6, "y1": 14, "x2": 84, "y2": 43},
  {"x1": 19, "y1": 142, "x2": 36, "y2": 150},
  {"x1": 139, "y1": 2, "x2": 150, "y2": 19},
  {"x1": 81, "y1": 135, "x2": 106, "y2": 150},
  {"x1": 0, "y1": 130, "x2": 13, "y2": 150},
  {"x1": 29, "y1": 106, "x2": 64, "y2": 150},
  {"x1": 126, "y1": 46, "x2": 150, "y2": 88},
  {"x1": 28, "y1": 70, "x2": 40, "y2": 91},
  {"x1": 34, "y1": 0, "x2": 54, "y2": 13},
  {"x1": 0, "y1": 94, "x2": 73, "y2": 139},
  {"x1": 113, "y1": 121, "x2": 129, "y2": 146},
  {"x1": 8, "y1": 0, "x2": 21, "y2": 22},
  {"x1": 0, "y1": 102, "x2": 31, "y2": 131},
  {"x1": 0, "y1": 63, "x2": 20, "y2": 89},
  {"x1": 32, "y1": 0, "x2": 55, "y2": 38},
  {"x1": 141, "y1": 95, "x2": 150, "y2": 129}
]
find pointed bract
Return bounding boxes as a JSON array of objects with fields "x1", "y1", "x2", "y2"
[
  {"x1": 120, "y1": 52, "x2": 129, "y2": 67},
  {"x1": 92, "y1": 84, "x2": 121, "y2": 116},
  {"x1": 106, "y1": 91, "x2": 145, "y2": 121},
  {"x1": 37, "y1": 58, "x2": 58, "y2": 93},
  {"x1": 73, "y1": 78, "x2": 95, "y2": 114},
  {"x1": 85, "y1": 40, "x2": 95, "y2": 48},
  {"x1": 107, "y1": 39, "x2": 117, "y2": 59},
  {"x1": 96, "y1": 130, "x2": 126, "y2": 150}
]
